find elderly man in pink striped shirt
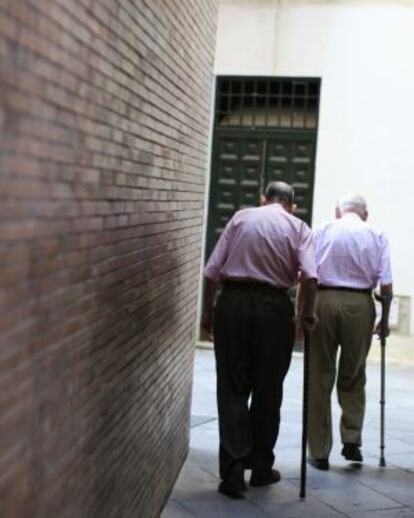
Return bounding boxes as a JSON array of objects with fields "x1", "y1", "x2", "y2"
[
  {"x1": 307, "y1": 195, "x2": 393, "y2": 471},
  {"x1": 202, "y1": 181, "x2": 318, "y2": 499}
]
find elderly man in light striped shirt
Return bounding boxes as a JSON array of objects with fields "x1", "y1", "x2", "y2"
[
  {"x1": 307, "y1": 195, "x2": 393, "y2": 471},
  {"x1": 203, "y1": 181, "x2": 318, "y2": 499}
]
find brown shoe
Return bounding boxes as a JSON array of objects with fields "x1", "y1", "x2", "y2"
[
  {"x1": 307, "y1": 457, "x2": 330, "y2": 470},
  {"x1": 250, "y1": 468, "x2": 281, "y2": 487}
]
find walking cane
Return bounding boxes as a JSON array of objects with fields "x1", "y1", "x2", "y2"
[
  {"x1": 300, "y1": 329, "x2": 310, "y2": 498},
  {"x1": 374, "y1": 293, "x2": 392, "y2": 468}
]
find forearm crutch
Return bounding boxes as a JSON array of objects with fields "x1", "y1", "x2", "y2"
[
  {"x1": 300, "y1": 330, "x2": 310, "y2": 498},
  {"x1": 379, "y1": 328, "x2": 386, "y2": 467},
  {"x1": 374, "y1": 293, "x2": 392, "y2": 468}
]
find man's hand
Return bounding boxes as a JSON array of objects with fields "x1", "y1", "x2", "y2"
[
  {"x1": 375, "y1": 321, "x2": 390, "y2": 339},
  {"x1": 295, "y1": 319, "x2": 304, "y2": 347},
  {"x1": 295, "y1": 278, "x2": 318, "y2": 346},
  {"x1": 295, "y1": 313, "x2": 318, "y2": 347},
  {"x1": 300, "y1": 313, "x2": 319, "y2": 332},
  {"x1": 202, "y1": 278, "x2": 217, "y2": 342},
  {"x1": 201, "y1": 310, "x2": 213, "y2": 341},
  {"x1": 374, "y1": 285, "x2": 393, "y2": 341}
]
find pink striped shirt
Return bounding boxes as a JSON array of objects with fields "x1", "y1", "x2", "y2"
[
  {"x1": 314, "y1": 213, "x2": 392, "y2": 289},
  {"x1": 204, "y1": 203, "x2": 317, "y2": 288}
]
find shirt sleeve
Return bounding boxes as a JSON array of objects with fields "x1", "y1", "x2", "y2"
[
  {"x1": 378, "y1": 233, "x2": 393, "y2": 285},
  {"x1": 298, "y1": 223, "x2": 318, "y2": 281},
  {"x1": 203, "y1": 218, "x2": 234, "y2": 282}
]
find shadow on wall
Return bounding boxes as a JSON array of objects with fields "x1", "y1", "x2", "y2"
[{"x1": 79, "y1": 239, "x2": 195, "y2": 516}]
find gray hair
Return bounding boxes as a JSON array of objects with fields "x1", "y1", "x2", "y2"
[
  {"x1": 338, "y1": 195, "x2": 367, "y2": 218},
  {"x1": 264, "y1": 181, "x2": 295, "y2": 205}
]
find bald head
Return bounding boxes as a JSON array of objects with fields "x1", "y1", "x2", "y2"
[
  {"x1": 338, "y1": 194, "x2": 368, "y2": 220},
  {"x1": 264, "y1": 181, "x2": 295, "y2": 207}
]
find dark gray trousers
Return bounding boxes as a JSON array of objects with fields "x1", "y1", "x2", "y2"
[{"x1": 213, "y1": 282, "x2": 294, "y2": 483}]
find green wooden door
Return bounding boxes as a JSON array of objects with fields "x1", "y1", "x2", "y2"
[
  {"x1": 206, "y1": 132, "x2": 264, "y2": 258},
  {"x1": 205, "y1": 76, "x2": 320, "y2": 261}
]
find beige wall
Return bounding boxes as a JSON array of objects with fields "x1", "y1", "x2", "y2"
[{"x1": 215, "y1": 0, "x2": 279, "y2": 73}]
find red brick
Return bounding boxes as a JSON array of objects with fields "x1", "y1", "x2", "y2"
[{"x1": 0, "y1": 0, "x2": 217, "y2": 516}]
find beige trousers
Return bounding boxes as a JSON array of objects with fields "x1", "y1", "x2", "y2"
[{"x1": 308, "y1": 290, "x2": 375, "y2": 459}]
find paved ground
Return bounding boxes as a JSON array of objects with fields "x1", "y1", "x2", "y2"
[{"x1": 162, "y1": 335, "x2": 414, "y2": 517}]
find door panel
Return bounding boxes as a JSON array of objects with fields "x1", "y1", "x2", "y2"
[
  {"x1": 206, "y1": 130, "x2": 316, "y2": 259},
  {"x1": 265, "y1": 140, "x2": 290, "y2": 182},
  {"x1": 265, "y1": 135, "x2": 315, "y2": 223},
  {"x1": 207, "y1": 134, "x2": 263, "y2": 256}
]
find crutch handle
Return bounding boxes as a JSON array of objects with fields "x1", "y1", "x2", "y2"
[
  {"x1": 374, "y1": 293, "x2": 392, "y2": 304},
  {"x1": 374, "y1": 293, "x2": 392, "y2": 344}
]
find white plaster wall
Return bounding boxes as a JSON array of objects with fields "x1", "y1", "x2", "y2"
[
  {"x1": 215, "y1": 1, "x2": 414, "y2": 332},
  {"x1": 215, "y1": 0, "x2": 278, "y2": 74}
]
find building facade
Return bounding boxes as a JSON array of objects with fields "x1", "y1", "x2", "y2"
[
  {"x1": 0, "y1": 1, "x2": 217, "y2": 517},
  {"x1": 209, "y1": 0, "x2": 414, "y2": 333}
]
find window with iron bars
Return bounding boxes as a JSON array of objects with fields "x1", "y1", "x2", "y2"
[{"x1": 216, "y1": 77, "x2": 320, "y2": 130}]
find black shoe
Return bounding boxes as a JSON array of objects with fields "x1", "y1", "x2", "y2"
[
  {"x1": 243, "y1": 457, "x2": 253, "y2": 470},
  {"x1": 250, "y1": 468, "x2": 281, "y2": 487},
  {"x1": 342, "y1": 443, "x2": 363, "y2": 462},
  {"x1": 307, "y1": 457, "x2": 330, "y2": 470},
  {"x1": 218, "y1": 481, "x2": 246, "y2": 500}
]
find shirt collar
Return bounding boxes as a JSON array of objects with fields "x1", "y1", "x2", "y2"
[
  {"x1": 267, "y1": 202, "x2": 284, "y2": 211},
  {"x1": 341, "y1": 212, "x2": 362, "y2": 221}
]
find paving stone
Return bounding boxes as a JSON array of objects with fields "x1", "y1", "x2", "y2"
[
  {"x1": 162, "y1": 499, "x2": 195, "y2": 517},
  {"x1": 164, "y1": 350, "x2": 414, "y2": 517},
  {"x1": 249, "y1": 482, "x2": 347, "y2": 517},
  {"x1": 174, "y1": 498, "x2": 270, "y2": 518},
  {"x1": 386, "y1": 452, "x2": 414, "y2": 472},
  {"x1": 345, "y1": 466, "x2": 414, "y2": 507},
  {"x1": 291, "y1": 467, "x2": 402, "y2": 514},
  {"x1": 350, "y1": 507, "x2": 413, "y2": 518},
  {"x1": 388, "y1": 431, "x2": 414, "y2": 447},
  {"x1": 191, "y1": 415, "x2": 217, "y2": 428}
]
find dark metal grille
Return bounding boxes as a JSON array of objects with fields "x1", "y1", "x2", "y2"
[{"x1": 216, "y1": 77, "x2": 320, "y2": 130}]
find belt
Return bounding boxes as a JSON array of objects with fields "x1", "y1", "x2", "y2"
[
  {"x1": 222, "y1": 279, "x2": 288, "y2": 293},
  {"x1": 318, "y1": 285, "x2": 372, "y2": 295}
]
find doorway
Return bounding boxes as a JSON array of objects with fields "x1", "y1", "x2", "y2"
[{"x1": 206, "y1": 76, "x2": 321, "y2": 259}]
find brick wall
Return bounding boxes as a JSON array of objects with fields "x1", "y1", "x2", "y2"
[{"x1": 0, "y1": 1, "x2": 217, "y2": 516}]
